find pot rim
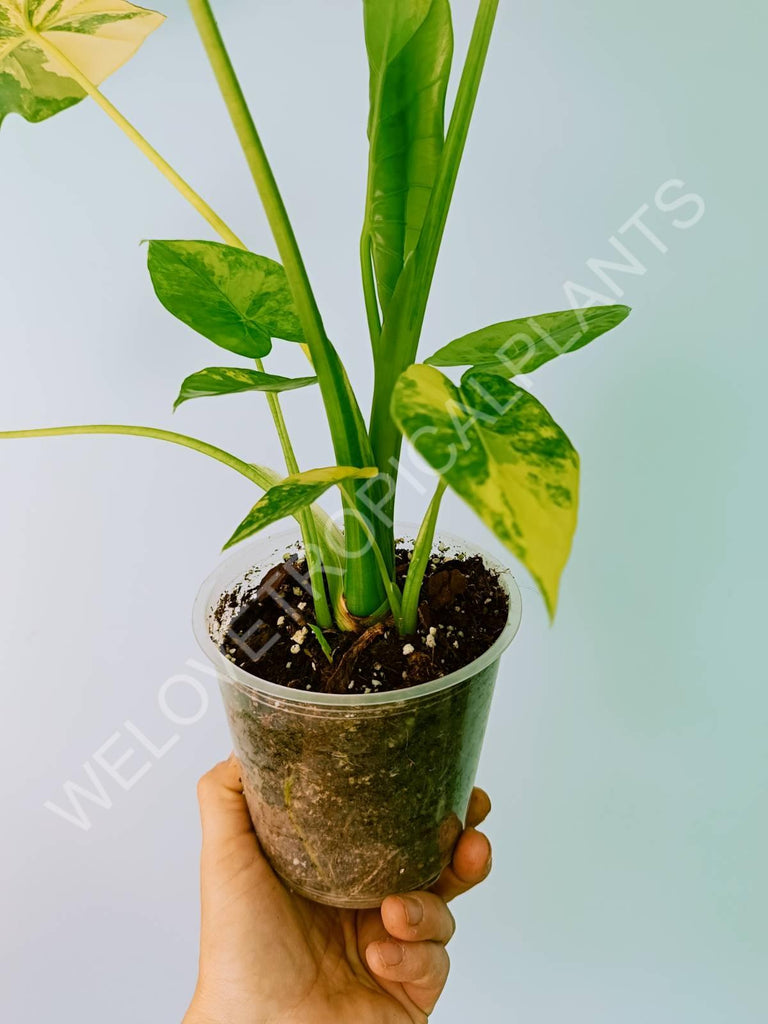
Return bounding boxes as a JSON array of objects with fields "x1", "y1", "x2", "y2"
[{"x1": 192, "y1": 524, "x2": 522, "y2": 707}]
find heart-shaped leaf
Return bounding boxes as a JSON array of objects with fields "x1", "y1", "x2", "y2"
[
  {"x1": 174, "y1": 367, "x2": 318, "y2": 410},
  {"x1": 425, "y1": 305, "x2": 631, "y2": 376},
  {"x1": 0, "y1": 0, "x2": 164, "y2": 127},
  {"x1": 391, "y1": 364, "x2": 579, "y2": 617},
  {"x1": 147, "y1": 240, "x2": 305, "y2": 359},
  {"x1": 363, "y1": 0, "x2": 453, "y2": 311},
  {"x1": 224, "y1": 466, "x2": 379, "y2": 550}
]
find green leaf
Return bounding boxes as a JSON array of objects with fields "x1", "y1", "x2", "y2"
[
  {"x1": 363, "y1": 0, "x2": 453, "y2": 311},
  {"x1": 368, "y1": 0, "x2": 500, "y2": 524},
  {"x1": 426, "y1": 305, "x2": 631, "y2": 376},
  {"x1": 391, "y1": 364, "x2": 579, "y2": 617},
  {"x1": 308, "y1": 623, "x2": 334, "y2": 663},
  {"x1": 224, "y1": 466, "x2": 379, "y2": 550},
  {"x1": 173, "y1": 366, "x2": 318, "y2": 410},
  {"x1": 0, "y1": 0, "x2": 163, "y2": 127},
  {"x1": 400, "y1": 477, "x2": 446, "y2": 634},
  {"x1": 146, "y1": 240, "x2": 305, "y2": 359}
]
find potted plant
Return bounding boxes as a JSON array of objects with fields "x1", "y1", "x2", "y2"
[{"x1": 0, "y1": 0, "x2": 630, "y2": 907}]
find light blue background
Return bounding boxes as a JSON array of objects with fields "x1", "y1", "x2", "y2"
[{"x1": 0, "y1": 1, "x2": 765, "y2": 1021}]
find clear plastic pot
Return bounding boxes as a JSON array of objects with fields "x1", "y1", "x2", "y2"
[{"x1": 193, "y1": 528, "x2": 522, "y2": 909}]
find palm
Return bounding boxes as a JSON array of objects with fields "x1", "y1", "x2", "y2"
[
  {"x1": 189, "y1": 759, "x2": 491, "y2": 1024},
  {"x1": 271, "y1": 894, "x2": 428, "y2": 1023}
]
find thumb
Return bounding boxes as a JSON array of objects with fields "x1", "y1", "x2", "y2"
[
  {"x1": 194, "y1": 756, "x2": 283, "y2": 993},
  {"x1": 196, "y1": 753, "x2": 260, "y2": 852}
]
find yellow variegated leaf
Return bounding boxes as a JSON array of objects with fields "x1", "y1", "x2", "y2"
[
  {"x1": 392, "y1": 364, "x2": 579, "y2": 618},
  {"x1": 224, "y1": 466, "x2": 380, "y2": 551},
  {"x1": 173, "y1": 367, "x2": 318, "y2": 411},
  {"x1": 426, "y1": 305, "x2": 632, "y2": 376},
  {"x1": 0, "y1": 0, "x2": 164, "y2": 127}
]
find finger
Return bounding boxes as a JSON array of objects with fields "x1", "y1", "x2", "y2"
[
  {"x1": 466, "y1": 787, "x2": 491, "y2": 828},
  {"x1": 380, "y1": 892, "x2": 456, "y2": 945},
  {"x1": 430, "y1": 827, "x2": 492, "y2": 903},
  {"x1": 365, "y1": 939, "x2": 450, "y2": 1015},
  {"x1": 196, "y1": 753, "x2": 255, "y2": 847}
]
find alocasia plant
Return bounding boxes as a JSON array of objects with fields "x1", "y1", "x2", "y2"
[{"x1": 0, "y1": 0, "x2": 631, "y2": 636}]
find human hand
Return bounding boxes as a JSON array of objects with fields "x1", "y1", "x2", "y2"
[{"x1": 183, "y1": 755, "x2": 493, "y2": 1024}]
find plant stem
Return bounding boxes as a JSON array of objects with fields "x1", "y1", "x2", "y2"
[
  {"x1": 343, "y1": 495, "x2": 403, "y2": 628},
  {"x1": 1, "y1": 424, "x2": 349, "y2": 584},
  {"x1": 31, "y1": 31, "x2": 244, "y2": 249},
  {"x1": 0, "y1": 424, "x2": 277, "y2": 489},
  {"x1": 296, "y1": 509, "x2": 333, "y2": 629},
  {"x1": 186, "y1": 0, "x2": 324, "y2": 336},
  {"x1": 255, "y1": 359, "x2": 333, "y2": 628},
  {"x1": 255, "y1": 359, "x2": 301, "y2": 476},
  {"x1": 400, "y1": 478, "x2": 447, "y2": 635},
  {"x1": 187, "y1": 0, "x2": 386, "y2": 617}
]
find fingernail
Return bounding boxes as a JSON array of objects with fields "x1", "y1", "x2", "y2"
[
  {"x1": 377, "y1": 941, "x2": 404, "y2": 966},
  {"x1": 399, "y1": 895, "x2": 424, "y2": 926}
]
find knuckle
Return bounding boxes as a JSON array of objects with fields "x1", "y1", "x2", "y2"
[
  {"x1": 419, "y1": 899, "x2": 452, "y2": 936},
  {"x1": 441, "y1": 944, "x2": 451, "y2": 976},
  {"x1": 428, "y1": 943, "x2": 450, "y2": 983},
  {"x1": 410, "y1": 941, "x2": 449, "y2": 984},
  {"x1": 427, "y1": 895, "x2": 456, "y2": 943},
  {"x1": 196, "y1": 768, "x2": 217, "y2": 801}
]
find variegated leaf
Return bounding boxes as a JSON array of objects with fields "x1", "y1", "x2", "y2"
[
  {"x1": 147, "y1": 240, "x2": 305, "y2": 359},
  {"x1": 174, "y1": 367, "x2": 318, "y2": 410},
  {"x1": 391, "y1": 364, "x2": 579, "y2": 617},
  {"x1": 0, "y1": 0, "x2": 163, "y2": 127},
  {"x1": 426, "y1": 305, "x2": 631, "y2": 377},
  {"x1": 224, "y1": 466, "x2": 379, "y2": 550}
]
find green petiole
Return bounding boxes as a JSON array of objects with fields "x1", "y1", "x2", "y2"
[
  {"x1": 187, "y1": 0, "x2": 387, "y2": 618},
  {"x1": 400, "y1": 478, "x2": 448, "y2": 636}
]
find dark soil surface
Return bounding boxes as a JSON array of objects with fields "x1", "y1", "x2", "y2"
[{"x1": 215, "y1": 547, "x2": 509, "y2": 695}]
